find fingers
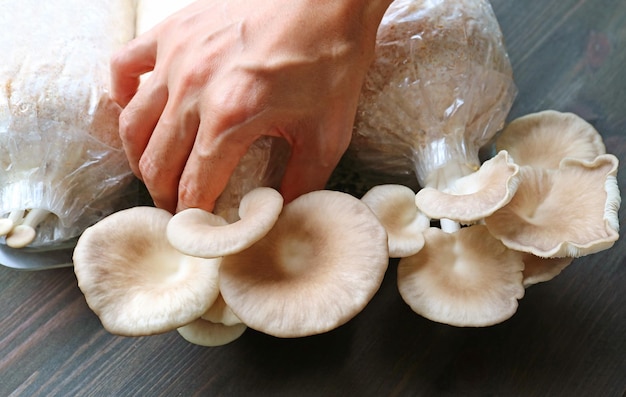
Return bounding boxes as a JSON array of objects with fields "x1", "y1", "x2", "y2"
[
  {"x1": 118, "y1": 78, "x2": 169, "y2": 179},
  {"x1": 110, "y1": 34, "x2": 158, "y2": 107},
  {"x1": 139, "y1": 103, "x2": 200, "y2": 214},
  {"x1": 279, "y1": 115, "x2": 353, "y2": 203},
  {"x1": 176, "y1": 121, "x2": 261, "y2": 213}
]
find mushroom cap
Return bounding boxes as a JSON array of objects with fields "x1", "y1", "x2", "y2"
[
  {"x1": 167, "y1": 187, "x2": 284, "y2": 258},
  {"x1": 219, "y1": 190, "x2": 389, "y2": 338},
  {"x1": 485, "y1": 154, "x2": 620, "y2": 257},
  {"x1": 415, "y1": 151, "x2": 520, "y2": 222},
  {"x1": 496, "y1": 110, "x2": 606, "y2": 169},
  {"x1": 520, "y1": 253, "x2": 574, "y2": 287},
  {"x1": 177, "y1": 318, "x2": 247, "y2": 347},
  {"x1": 73, "y1": 206, "x2": 221, "y2": 336},
  {"x1": 201, "y1": 293, "x2": 242, "y2": 327},
  {"x1": 361, "y1": 184, "x2": 429, "y2": 258},
  {"x1": 397, "y1": 225, "x2": 525, "y2": 327}
]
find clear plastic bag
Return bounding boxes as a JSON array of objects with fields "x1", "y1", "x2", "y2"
[
  {"x1": 350, "y1": 0, "x2": 517, "y2": 189},
  {"x1": 0, "y1": 0, "x2": 137, "y2": 247}
]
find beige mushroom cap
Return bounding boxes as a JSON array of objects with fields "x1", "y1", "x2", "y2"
[
  {"x1": 361, "y1": 184, "x2": 429, "y2": 258},
  {"x1": 397, "y1": 225, "x2": 525, "y2": 327},
  {"x1": 177, "y1": 293, "x2": 246, "y2": 346},
  {"x1": 520, "y1": 253, "x2": 574, "y2": 287},
  {"x1": 73, "y1": 207, "x2": 221, "y2": 336},
  {"x1": 167, "y1": 187, "x2": 283, "y2": 258},
  {"x1": 177, "y1": 319, "x2": 247, "y2": 347},
  {"x1": 219, "y1": 190, "x2": 389, "y2": 338},
  {"x1": 415, "y1": 151, "x2": 520, "y2": 222},
  {"x1": 201, "y1": 293, "x2": 242, "y2": 327},
  {"x1": 496, "y1": 110, "x2": 606, "y2": 169},
  {"x1": 485, "y1": 154, "x2": 620, "y2": 258}
]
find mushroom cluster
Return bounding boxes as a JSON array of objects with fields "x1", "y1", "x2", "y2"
[
  {"x1": 69, "y1": 0, "x2": 618, "y2": 345},
  {"x1": 362, "y1": 110, "x2": 620, "y2": 326},
  {"x1": 74, "y1": 185, "x2": 389, "y2": 345},
  {"x1": 350, "y1": 0, "x2": 620, "y2": 326}
]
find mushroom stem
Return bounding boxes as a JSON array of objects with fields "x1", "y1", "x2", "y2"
[
  {"x1": 424, "y1": 161, "x2": 472, "y2": 234},
  {"x1": 5, "y1": 208, "x2": 52, "y2": 248},
  {"x1": 0, "y1": 210, "x2": 26, "y2": 236},
  {"x1": 440, "y1": 218, "x2": 461, "y2": 233}
]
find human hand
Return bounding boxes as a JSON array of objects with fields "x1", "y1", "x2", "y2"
[{"x1": 111, "y1": 0, "x2": 392, "y2": 213}]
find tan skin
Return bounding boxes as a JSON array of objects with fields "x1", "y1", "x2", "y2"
[{"x1": 111, "y1": 0, "x2": 393, "y2": 213}]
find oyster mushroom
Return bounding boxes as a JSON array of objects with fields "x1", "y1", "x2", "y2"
[
  {"x1": 73, "y1": 206, "x2": 221, "y2": 336},
  {"x1": 177, "y1": 294, "x2": 247, "y2": 347},
  {"x1": 520, "y1": 253, "x2": 574, "y2": 288},
  {"x1": 167, "y1": 187, "x2": 283, "y2": 258},
  {"x1": 219, "y1": 190, "x2": 389, "y2": 338},
  {"x1": 414, "y1": 151, "x2": 520, "y2": 224},
  {"x1": 177, "y1": 319, "x2": 247, "y2": 347},
  {"x1": 397, "y1": 225, "x2": 525, "y2": 327},
  {"x1": 485, "y1": 154, "x2": 620, "y2": 258},
  {"x1": 496, "y1": 110, "x2": 606, "y2": 168},
  {"x1": 361, "y1": 184, "x2": 430, "y2": 258}
]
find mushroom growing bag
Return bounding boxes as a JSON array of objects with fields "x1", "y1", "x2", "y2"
[
  {"x1": 350, "y1": 0, "x2": 517, "y2": 188},
  {"x1": 0, "y1": 0, "x2": 137, "y2": 247}
]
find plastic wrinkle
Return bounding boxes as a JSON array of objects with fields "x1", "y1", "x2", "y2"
[
  {"x1": 351, "y1": 0, "x2": 517, "y2": 188},
  {"x1": 0, "y1": 0, "x2": 137, "y2": 247}
]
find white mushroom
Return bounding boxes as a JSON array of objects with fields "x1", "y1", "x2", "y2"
[
  {"x1": 397, "y1": 225, "x2": 525, "y2": 327},
  {"x1": 520, "y1": 253, "x2": 574, "y2": 287},
  {"x1": 0, "y1": 210, "x2": 25, "y2": 236},
  {"x1": 73, "y1": 207, "x2": 221, "y2": 336},
  {"x1": 361, "y1": 184, "x2": 429, "y2": 258},
  {"x1": 5, "y1": 209, "x2": 53, "y2": 248},
  {"x1": 177, "y1": 319, "x2": 247, "y2": 347},
  {"x1": 496, "y1": 110, "x2": 606, "y2": 169},
  {"x1": 219, "y1": 190, "x2": 389, "y2": 338},
  {"x1": 167, "y1": 187, "x2": 284, "y2": 258},
  {"x1": 485, "y1": 154, "x2": 620, "y2": 258},
  {"x1": 414, "y1": 151, "x2": 520, "y2": 223},
  {"x1": 177, "y1": 294, "x2": 247, "y2": 347}
]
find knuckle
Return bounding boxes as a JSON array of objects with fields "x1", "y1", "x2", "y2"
[
  {"x1": 117, "y1": 111, "x2": 136, "y2": 142},
  {"x1": 137, "y1": 155, "x2": 160, "y2": 186}
]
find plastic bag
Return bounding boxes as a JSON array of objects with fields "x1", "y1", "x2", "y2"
[
  {"x1": 349, "y1": 0, "x2": 517, "y2": 189},
  {"x1": 0, "y1": 0, "x2": 137, "y2": 247}
]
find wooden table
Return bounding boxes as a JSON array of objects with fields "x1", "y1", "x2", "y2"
[{"x1": 1, "y1": 1, "x2": 624, "y2": 396}]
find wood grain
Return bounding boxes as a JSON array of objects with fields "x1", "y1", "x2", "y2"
[{"x1": 1, "y1": 0, "x2": 625, "y2": 396}]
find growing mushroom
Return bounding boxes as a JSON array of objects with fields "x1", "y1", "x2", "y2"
[
  {"x1": 177, "y1": 319, "x2": 248, "y2": 347},
  {"x1": 350, "y1": 0, "x2": 516, "y2": 202},
  {"x1": 495, "y1": 110, "x2": 606, "y2": 169},
  {"x1": 520, "y1": 253, "x2": 574, "y2": 287},
  {"x1": 485, "y1": 154, "x2": 620, "y2": 258},
  {"x1": 414, "y1": 151, "x2": 520, "y2": 224},
  {"x1": 177, "y1": 294, "x2": 247, "y2": 347},
  {"x1": 167, "y1": 187, "x2": 284, "y2": 258},
  {"x1": 361, "y1": 184, "x2": 429, "y2": 258},
  {"x1": 0, "y1": 0, "x2": 137, "y2": 247},
  {"x1": 4, "y1": 209, "x2": 53, "y2": 248},
  {"x1": 397, "y1": 225, "x2": 525, "y2": 327},
  {"x1": 219, "y1": 190, "x2": 389, "y2": 338},
  {"x1": 73, "y1": 206, "x2": 221, "y2": 336}
]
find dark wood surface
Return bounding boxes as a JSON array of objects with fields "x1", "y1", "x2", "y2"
[{"x1": 1, "y1": 1, "x2": 625, "y2": 396}]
